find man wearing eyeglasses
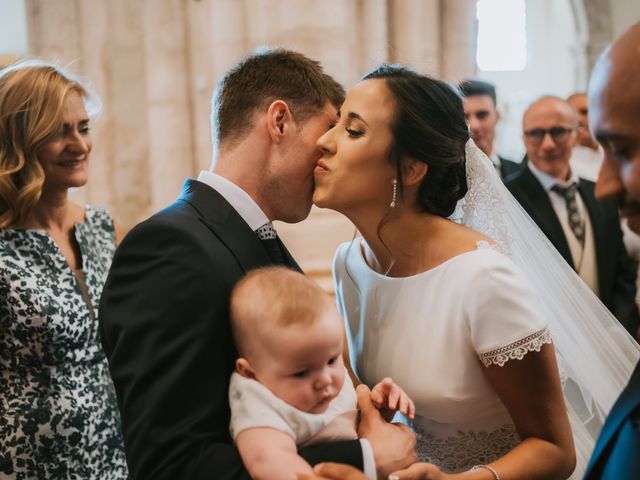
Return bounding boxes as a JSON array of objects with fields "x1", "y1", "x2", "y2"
[{"x1": 506, "y1": 96, "x2": 639, "y2": 337}]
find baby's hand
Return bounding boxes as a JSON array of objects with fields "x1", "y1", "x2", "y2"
[{"x1": 370, "y1": 377, "x2": 415, "y2": 422}]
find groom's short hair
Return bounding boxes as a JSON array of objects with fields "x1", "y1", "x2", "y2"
[
  {"x1": 211, "y1": 47, "x2": 345, "y2": 152},
  {"x1": 230, "y1": 267, "x2": 336, "y2": 358}
]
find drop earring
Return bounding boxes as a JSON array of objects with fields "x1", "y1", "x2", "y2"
[{"x1": 390, "y1": 179, "x2": 397, "y2": 208}]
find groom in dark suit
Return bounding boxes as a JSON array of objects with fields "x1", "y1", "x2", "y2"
[
  {"x1": 506, "y1": 96, "x2": 639, "y2": 337},
  {"x1": 583, "y1": 21, "x2": 640, "y2": 480},
  {"x1": 99, "y1": 49, "x2": 415, "y2": 480}
]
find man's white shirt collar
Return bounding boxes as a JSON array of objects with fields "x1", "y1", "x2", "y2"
[
  {"x1": 528, "y1": 161, "x2": 579, "y2": 193},
  {"x1": 489, "y1": 150, "x2": 501, "y2": 170},
  {"x1": 197, "y1": 170, "x2": 270, "y2": 231}
]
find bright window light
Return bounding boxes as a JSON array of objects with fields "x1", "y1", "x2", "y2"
[
  {"x1": 0, "y1": 0, "x2": 28, "y2": 55},
  {"x1": 476, "y1": 0, "x2": 527, "y2": 71}
]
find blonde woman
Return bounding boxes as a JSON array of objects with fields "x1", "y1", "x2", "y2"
[{"x1": 0, "y1": 61, "x2": 127, "y2": 479}]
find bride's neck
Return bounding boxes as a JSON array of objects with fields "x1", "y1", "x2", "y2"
[{"x1": 352, "y1": 209, "x2": 447, "y2": 276}]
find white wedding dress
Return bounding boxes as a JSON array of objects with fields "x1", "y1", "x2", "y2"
[
  {"x1": 331, "y1": 140, "x2": 640, "y2": 478},
  {"x1": 334, "y1": 239, "x2": 551, "y2": 472}
]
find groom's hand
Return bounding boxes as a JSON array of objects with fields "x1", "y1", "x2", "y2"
[{"x1": 356, "y1": 384, "x2": 417, "y2": 478}]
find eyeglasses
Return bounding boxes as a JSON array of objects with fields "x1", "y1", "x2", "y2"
[{"x1": 523, "y1": 126, "x2": 577, "y2": 144}]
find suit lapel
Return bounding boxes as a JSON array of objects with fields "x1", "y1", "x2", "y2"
[
  {"x1": 585, "y1": 362, "x2": 640, "y2": 477},
  {"x1": 518, "y1": 169, "x2": 575, "y2": 268},
  {"x1": 178, "y1": 179, "x2": 272, "y2": 272},
  {"x1": 499, "y1": 156, "x2": 521, "y2": 179},
  {"x1": 178, "y1": 179, "x2": 301, "y2": 273}
]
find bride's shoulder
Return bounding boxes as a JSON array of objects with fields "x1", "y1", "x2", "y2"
[
  {"x1": 333, "y1": 239, "x2": 360, "y2": 268},
  {"x1": 335, "y1": 239, "x2": 358, "y2": 256},
  {"x1": 444, "y1": 221, "x2": 498, "y2": 254},
  {"x1": 442, "y1": 224, "x2": 517, "y2": 272}
]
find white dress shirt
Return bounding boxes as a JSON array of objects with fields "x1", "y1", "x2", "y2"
[
  {"x1": 197, "y1": 170, "x2": 270, "y2": 231},
  {"x1": 196, "y1": 170, "x2": 376, "y2": 479},
  {"x1": 489, "y1": 150, "x2": 502, "y2": 172}
]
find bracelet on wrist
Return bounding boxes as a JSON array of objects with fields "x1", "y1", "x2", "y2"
[{"x1": 470, "y1": 464, "x2": 500, "y2": 480}]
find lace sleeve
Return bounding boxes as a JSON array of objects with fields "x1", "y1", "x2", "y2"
[
  {"x1": 478, "y1": 327, "x2": 553, "y2": 367},
  {"x1": 466, "y1": 250, "x2": 550, "y2": 365}
]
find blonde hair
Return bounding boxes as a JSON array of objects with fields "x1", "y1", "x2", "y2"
[
  {"x1": 230, "y1": 267, "x2": 336, "y2": 358},
  {"x1": 0, "y1": 60, "x2": 98, "y2": 228}
]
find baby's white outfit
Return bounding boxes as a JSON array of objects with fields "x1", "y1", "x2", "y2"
[{"x1": 229, "y1": 371, "x2": 358, "y2": 448}]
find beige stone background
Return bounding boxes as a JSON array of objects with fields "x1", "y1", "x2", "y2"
[{"x1": 1, "y1": 0, "x2": 638, "y2": 291}]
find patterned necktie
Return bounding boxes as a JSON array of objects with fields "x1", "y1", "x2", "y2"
[
  {"x1": 255, "y1": 222, "x2": 285, "y2": 264},
  {"x1": 551, "y1": 183, "x2": 585, "y2": 245},
  {"x1": 255, "y1": 222, "x2": 277, "y2": 240}
]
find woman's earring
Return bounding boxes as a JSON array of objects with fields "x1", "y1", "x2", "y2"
[{"x1": 390, "y1": 179, "x2": 398, "y2": 208}]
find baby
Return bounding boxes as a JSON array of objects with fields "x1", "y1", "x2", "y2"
[{"x1": 229, "y1": 267, "x2": 414, "y2": 479}]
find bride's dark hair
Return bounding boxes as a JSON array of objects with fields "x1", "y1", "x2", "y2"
[{"x1": 362, "y1": 65, "x2": 469, "y2": 217}]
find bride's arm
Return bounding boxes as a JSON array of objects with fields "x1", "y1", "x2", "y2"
[
  {"x1": 474, "y1": 343, "x2": 576, "y2": 480},
  {"x1": 390, "y1": 343, "x2": 576, "y2": 480}
]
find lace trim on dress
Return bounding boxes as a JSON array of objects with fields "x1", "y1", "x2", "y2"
[
  {"x1": 478, "y1": 327, "x2": 553, "y2": 367},
  {"x1": 475, "y1": 239, "x2": 507, "y2": 255},
  {"x1": 415, "y1": 423, "x2": 520, "y2": 473}
]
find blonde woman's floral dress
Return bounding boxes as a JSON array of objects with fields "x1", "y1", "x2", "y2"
[{"x1": 0, "y1": 206, "x2": 127, "y2": 479}]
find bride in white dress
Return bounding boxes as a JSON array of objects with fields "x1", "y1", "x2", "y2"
[{"x1": 313, "y1": 65, "x2": 640, "y2": 479}]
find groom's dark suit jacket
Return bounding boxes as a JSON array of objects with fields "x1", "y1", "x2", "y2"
[
  {"x1": 506, "y1": 167, "x2": 640, "y2": 336},
  {"x1": 99, "y1": 180, "x2": 364, "y2": 480},
  {"x1": 584, "y1": 360, "x2": 640, "y2": 479}
]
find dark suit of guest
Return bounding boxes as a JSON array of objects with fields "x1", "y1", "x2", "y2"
[
  {"x1": 584, "y1": 360, "x2": 640, "y2": 479},
  {"x1": 99, "y1": 179, "x2": 364, "y2": 480},
  {"x1": 498, "y1": 155, "x2": 522, "y2": 180},
  {"x1": 506, "y1": 167, "x2": 640, "y2": 336}
]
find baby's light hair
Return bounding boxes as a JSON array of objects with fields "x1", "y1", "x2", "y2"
[{"x1": 230, "y1": 267, "x2": 336, "y2": 359}]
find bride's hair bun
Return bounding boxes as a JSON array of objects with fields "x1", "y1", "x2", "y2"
[{"x1": 362, "y1": 65, "x2": 469, "y2": 217}]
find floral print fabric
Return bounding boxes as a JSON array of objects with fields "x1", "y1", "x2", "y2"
[{"x1": 0, "y1": 206, "x2": 127, "y2": 479}]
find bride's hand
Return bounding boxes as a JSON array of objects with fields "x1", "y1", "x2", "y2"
[
  {"x1": 389, "y1": 462, "x2": 447, "y2": 480},
  {"x1": 371, "y1": 377, "x2": 416, "y2": 422}
]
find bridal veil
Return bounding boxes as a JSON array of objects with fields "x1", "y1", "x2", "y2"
[{"x1": 453, "y1": 140, "x2": 640, "y2": 474}]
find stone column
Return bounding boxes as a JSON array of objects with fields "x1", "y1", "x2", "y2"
[
  {"x1": 142, "y1": 0, "x2": 195, "y2": 214},
  {"x1": 569, "y1": 0, "x2": 590, "y2": 90},
  {"x1": 387, "y1": 0, "x2": 441, "y2": 75},
  {"x1": 186, "y1": 0, "x2": 249, "y2": 173},
  {"x1": 26, "y1": 0, "x2": 201, "y2": 226},
  {"x1": 343, "y1": 0, "x2": 389, "y2": 83},
  {"x1": 93, "y1": 0, "x2": 151, "y2": 227},
  {"x1": 583, "y1": 0, "x2": 613, "y2": 73},
  {"x1": 440, "y1": 0, "x2": 478, "y2": 82}
]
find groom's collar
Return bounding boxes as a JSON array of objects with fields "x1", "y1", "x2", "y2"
[
  {"x1": 177, "y1": 179, "x2": 274, "y2": 272},
  {"x1": 197, "y1": 170, "x2": 269, "y2": 231}
]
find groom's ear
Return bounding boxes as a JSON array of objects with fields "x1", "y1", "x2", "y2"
[
  {"x1": 266, "y1": 100, "x2": 293, "y2": 143},
  {"x1": 235, "y1": 358, "x2": 257, "y2": 379},
  {"x1": 402, "y1": 157, "x2": 428, "y2": 187}
]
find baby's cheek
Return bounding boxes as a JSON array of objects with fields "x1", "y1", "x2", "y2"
[{"x1": 333, "y1": 369, "x2": 346, "y2": 392}]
